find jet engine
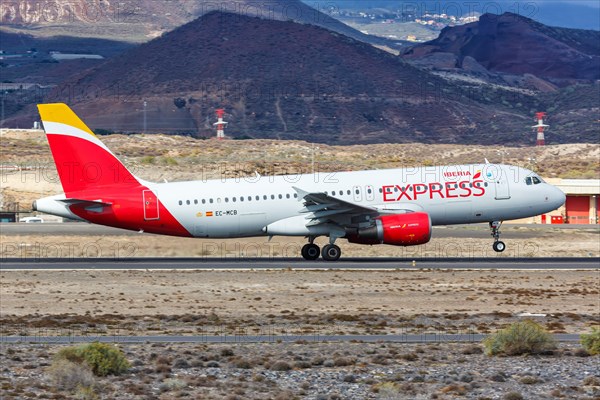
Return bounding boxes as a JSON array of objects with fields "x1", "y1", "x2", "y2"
[{"x1": 346, "y1": 212, "x2": 432, "y2": 246}]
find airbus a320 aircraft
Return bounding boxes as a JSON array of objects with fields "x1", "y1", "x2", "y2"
[{"x1": 33, "y1": 104, "x2": 566, "y2": 261}]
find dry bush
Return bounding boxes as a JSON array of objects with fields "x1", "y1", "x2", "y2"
[
  {"x1": 483, "y1": 320, "x2": 556, "y2": 356},
  {"x1": 580, "y1": 327, "x2": 600, "y2": 355},
  {"x1": 269, "y1": 361, "x2": 292, "y2": 371},
  {"x1": 46, "y1": 359, "x2": 95, "y2": 392},
  {"x1": 503, "y1": 392, "x2": 524, "y2": 400},
  {"x1": 55, "y1": 343, "x2": 130, "y2": 377}
]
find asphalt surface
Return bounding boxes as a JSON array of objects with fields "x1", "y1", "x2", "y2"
[
  {"x1": 1, "y1": 257, "x2": 598, "y2": 270},
  {"x1": 0, "y1": 333, "x2": 581, "y2": 344},
  {"x1": 3, "y1": 222, "x2": 597, "y2": 238}
]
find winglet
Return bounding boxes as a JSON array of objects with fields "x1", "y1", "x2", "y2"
[{"x1": 292, "y1": 186, "x2": 309, "y2": 201}]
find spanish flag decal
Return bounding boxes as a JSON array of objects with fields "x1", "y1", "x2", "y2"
[{"x1": 206, "y1": 211, "x2": 214, "y2": 217}]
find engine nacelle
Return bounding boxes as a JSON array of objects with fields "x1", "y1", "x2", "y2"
[{"x1": 346, "y1": 212, "x2": 432, "y2": 246}]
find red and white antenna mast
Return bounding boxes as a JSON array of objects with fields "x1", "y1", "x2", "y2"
[
  {"x1": 532, "y1": 112, "x2": 548, "y2": 146},
  {"x1": 213, "y1": 109, "x2": 228, "y2": 140}
]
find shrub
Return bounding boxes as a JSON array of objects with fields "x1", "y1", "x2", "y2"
[
  {"x1": 483, "y1": 320, "x2": 556, "y2": 356},
  {"x1": 55, "y1": 342, "x2": 130, "y2": 376},
  {"x1": 503, "y1": 392, "x2": 524, "y2": 400},
  {"x1": 269, "y1": 361, "x2": 292, "y2": 371},
  {"x1": 47, "y1": 359, "x2": 95, "y2": 391},
  {"x1": 580, "y1": 327, "x2": 600, "y2": 355}
]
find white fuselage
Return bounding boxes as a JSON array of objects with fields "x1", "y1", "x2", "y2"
[{"x1": 146, "y1": 164, "x2": 565, "y2": 238}]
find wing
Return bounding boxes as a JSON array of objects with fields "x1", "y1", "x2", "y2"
[{"x1": 292, "y1": 186, "x2": 423, "y2": 234}]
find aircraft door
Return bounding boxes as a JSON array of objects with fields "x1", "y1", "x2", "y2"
[
  {"x1": 494, "y1": 171, "x2": 511, "y2": 200},
  {"x1": 353, "y1": 186, "x2": 362, "y2": 202},
  {"x1": 143, "y1": 190, "x2": 160, "y2": 220}
]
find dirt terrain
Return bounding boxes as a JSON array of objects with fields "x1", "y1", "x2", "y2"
[
  {"x1": 1, "y1": 269, "x2": 598, "y2": 336},
  {"x1": 1, "y1": 268, "x2": 598, "y2": 398}
]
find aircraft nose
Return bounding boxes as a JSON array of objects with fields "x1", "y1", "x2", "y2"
[{"x1": 551, "y1": 186, "x2": 566, "y2": 208}]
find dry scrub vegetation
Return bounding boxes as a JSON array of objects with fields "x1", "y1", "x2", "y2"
[{"x1": 1, "y1": 342, "x2": 599, "y2": 399}]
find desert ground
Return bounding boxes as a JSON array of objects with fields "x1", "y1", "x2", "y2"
[{"x1": 0, "y1": 268, "x2": 599, "y2": 399}]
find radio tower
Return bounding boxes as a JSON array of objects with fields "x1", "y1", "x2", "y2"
[
  {"x1": 532, "y1": 112, "x2": 548, "y2": 146},
  {"x1": 213, "y1": 109, "x2": 228, "y2": 140}
]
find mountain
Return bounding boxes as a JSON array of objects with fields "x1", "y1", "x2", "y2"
[
  {"x1": 0, "y1": 0, "x2": 398, "y2": 49},
  {"x1": 6, "y1": 11, "x2": 597, "y2": 145},
  {"x1": 5, "y1": 11, "x2": 552, "y2": 145},
  {"x1": 401, "y1": 13, "x2": 600, "y2": 82}
]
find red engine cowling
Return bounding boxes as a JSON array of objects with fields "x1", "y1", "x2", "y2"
[{"x1": 346, "y1": 212, "x2": 432, "y2": 246}]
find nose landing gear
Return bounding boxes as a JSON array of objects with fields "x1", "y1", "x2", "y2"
[{"x1": 490, "y1": 221, "x2": 505, "y2": 253}]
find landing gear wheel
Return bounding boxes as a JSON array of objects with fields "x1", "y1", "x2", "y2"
[
  {"x1": 322, "y1": 244, "x2": 341, "y2": 261},
  {"x1": 493, "y1": 241, "x2": 506, "y2": 253},
  {"x1": 489, "y1": 221, "x2": 505, "y2": 253},
  {"x1": 301, "y1": 243, "x2": 320, "y2": 260}
]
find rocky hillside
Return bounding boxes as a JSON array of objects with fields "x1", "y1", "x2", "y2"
[
  {"x1": 11, "y1": 11, "x2": 549, "y2": 145},
  {"x1": 401, "y1": 13, "x2": 600, "y2": 83},
  {"x1": 0, "y1": 0, "x2": 397, "y2": 48}
]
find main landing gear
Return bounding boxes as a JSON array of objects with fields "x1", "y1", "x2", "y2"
[
  {"x1": 490, "y1": 221, "x2": 506, "y2": 253},
  {"x1": 301, "y1": 237, "x2": 342, "y2": 261}
]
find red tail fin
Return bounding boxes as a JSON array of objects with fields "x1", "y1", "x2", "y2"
[{"x1": 37, "y1": 103, "x2": 140, "y2": 197}]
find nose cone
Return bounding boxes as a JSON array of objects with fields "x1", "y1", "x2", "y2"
[{"x1": 550, "y1": 186, "x2": 566, "y2": 210}]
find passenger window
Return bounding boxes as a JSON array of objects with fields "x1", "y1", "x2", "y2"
[
  {"x1": 286, "y1": 194, "x2": 290, "y2": 199},
  {"x1": 367, "y1": 188, "x2": 372, "y2": 194},
  {"x1": 263, "y1": 195, "x2": 267, "y2": 200},
  {"x1": 179, "y1": 201, "x2": 182, "y2": 206},
  {"x1": 294, "y1": 193, "x2": 298, "y2": 198},
  {"x1": 233, "y1": 197, "x2": 237, "y2": 202},
  {"x1": 278, "y1": 194, "x2": 282, "y2": 199},
  {"x1": 271, "y1": 195, "x2": 275, "y2": 200},
  {"x1": 210, "y1": 199, "x2": 214, "y2": 204},
  {"x1": 225, "y1": 198, "x2": 229, "y2": 203},
  {"x1": 202, "y1": 199, "x2": 206, "y2": 204},
  {"x1": 186, "y1": 200, "x2": 190, "y2": 205},
  {"x1": 256, "y1": 196, "x2": 260, "y2": 201}
]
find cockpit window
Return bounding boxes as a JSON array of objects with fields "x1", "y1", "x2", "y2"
[{"x1": 526, "y1": 176, "x2": 543, "y2": 185}]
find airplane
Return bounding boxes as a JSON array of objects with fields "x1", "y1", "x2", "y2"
[{"x1": 33, "y1": 103, "x2": 566, "y2": 261}]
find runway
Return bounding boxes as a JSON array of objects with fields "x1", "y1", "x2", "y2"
[
  {"x1": 3, "y1": 222, "x2": 597, "y2": 238},
  {"x1": 0, "y1": 333, "x2": 581, "y2": 344},
  {"x1": 1, "y1": 257, "x2": 598, "y2": 270}
]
